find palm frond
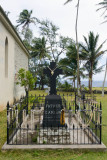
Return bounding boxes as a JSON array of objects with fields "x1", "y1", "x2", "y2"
[{"x1": 64, "y1": 0, "x2": 73, "y2": 5}]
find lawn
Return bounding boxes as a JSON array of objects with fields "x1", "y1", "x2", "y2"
[
  {"x1": 0, "y1": 90, "x2": 107, "y2": 160},
  {"x1": 93, "y1": 87, "x2": 107, "y2": 91}
]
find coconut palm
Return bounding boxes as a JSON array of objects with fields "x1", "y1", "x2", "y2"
[
  {"x1": 31, "y1": 37, "x2": 51, "y2": 61},
  {"x1": 30, "y1": 37, "x2": 50, "y2": 90},
  {"x1": 59, "y1": 42, "x2": 85, "y2": 91},
  {"x1": 97, "y1": 0, "x2": 107, "y2": 23},
  {"x1": 64, "y1": 0, "x2": 80, "y2": 94},
  {"x1": 16, "y1": 9, "x2": 36, "y2": 29},
  {"x1": 80, "y1": 31, "x2": 107, "y2": 93}
]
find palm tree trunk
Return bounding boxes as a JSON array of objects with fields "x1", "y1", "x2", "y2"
[
  {"x1": 89, "y1": 72, "x2": 91, "y2": 93},
  {"x1": 73, "y1": 78, "x2": 75, "y2": 91},
  {"x1": 90, "y1": 63, "x2": 93, "y2": 94},
  {"x1": 102, "y1": 60, "x2": 107, "y2": 96},
  {"x1": 39, "y1": 83, "x2": 40, "y2": 90},
  {"x1": 75, "y1": 0, "x2": 80, "y2": 95},
  {"x1": 90, "y1": 75, "x2": 93, "y2": 94},
  {"x1": 79, "y1": 76, "x2": 82, "y2": 92},
  {"x1": 88, "y1": 77, "x2": 91, "y2": 93},
  {"x1": 35, "y1": 82, "x2": 37, "y2": 90},
  {"x1": 41, "y1": 76, "x2": 44, "y2": 90}
]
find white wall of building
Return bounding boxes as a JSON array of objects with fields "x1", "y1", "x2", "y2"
[
  {"x1": 0, "y1": 19, "x2": 28, "y2": 111},
  {"x1": 14, "y1": 42, "x2": 28, "y2": 99}
]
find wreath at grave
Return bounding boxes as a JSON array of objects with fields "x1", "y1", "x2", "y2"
[{"x1": 60, "y1": 109, "x2": 65, "y2": 125}]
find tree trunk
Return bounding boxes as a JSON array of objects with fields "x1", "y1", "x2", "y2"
[
  {"x1": 102, "y1": 60, "x2": 107, "y2": 96},
  {"x1": 41, "y1": 80, "x2": 44, "y2": 90},
  {"x1": 39, "y1": 81, "x2": 41, "y2": 90},
  {"x1": 90, "y1": 63, "x2": 93, "y2": 94},
  {"x1": 79, "y1": 76, "x2": 81, "y2": 92},
  {"x1": 90, "y1": 75, "x2": 93, "y2": 94},
  {"x1": 75, "y1": 0, "x2": 80, "y2": 95},
  {"x1": 41, "y1": 76, "x2": 44, "y2": 90},
  {"x1": 41, "y1": 84, "x2": 44, "y2": 90},
  {"x1": 73, "y1": 78, "x2": 75, "y2": 91},
  {"x1": 88, "y1": 77, "x2": 90, "y2": 92},
  {"x1": 34, "y1": 82, "x2": 37, "y2": 90}
]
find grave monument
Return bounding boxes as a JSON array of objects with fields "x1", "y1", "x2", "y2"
[{"x1": 42, "y1": 61, "x2": 65, "y2": 127}]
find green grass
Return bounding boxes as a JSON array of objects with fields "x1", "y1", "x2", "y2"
[
  {"x1": 0, "y1": 90, "x2": 107, "y2": 160},
  {"x1": 93, "y1": 87, "x2": 107, "y2": 91}
]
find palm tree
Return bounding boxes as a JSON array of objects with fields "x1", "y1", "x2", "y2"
[
  {"x1": 80, "y1": 31, "x2": 107, "y2": 93},
  {"x1": 59, "y1": 42, "x2": 85, "y2": 91},
  {"x1": 31, "y1": 37, "x2": 51, "y2": 61},
  {"x1": 30, "y1": 37, "x2": 51, "y2": 89},
  {"x1": 97, "y1": 0, "x2": 107, "y2": 23},
  {"x1": 16, "y1": 9, "x2": 36, "y2": 29},
  {"x1": 64, "y1": 0, "x2": 80, "y2": 95},
  {"x1": 64, "y1": 81, "x2": 71, "y2": 91}
]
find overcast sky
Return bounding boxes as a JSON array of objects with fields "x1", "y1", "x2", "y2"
[{"x1": 0, "y1": 0, "x2": 107, "y2": 81}]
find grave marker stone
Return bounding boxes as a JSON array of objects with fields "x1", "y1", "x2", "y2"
[{"x1": 43, "y1": 61, "x2": 66, "y2": 127}]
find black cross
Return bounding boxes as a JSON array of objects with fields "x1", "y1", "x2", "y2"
[{"x1": 44, "y1": 61, "x2": 62, "y2": 95}]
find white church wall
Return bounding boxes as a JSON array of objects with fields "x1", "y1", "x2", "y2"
[
  {"x1": 0, "y1": 21, "x2": 15, "y2": 110},
  {"x1": 0, "y1": 20, "x2": 28, "y2": 111},
  {"x1": 14, "y1": 42, "x2": 28, "y2": 100}
]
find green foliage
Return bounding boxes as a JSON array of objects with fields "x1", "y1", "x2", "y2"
[
  {"x1": 23, "y1": 28, "x2": 33, "y2": 52},
  {"x1": 16, "y1": 68, "x2": 36, "y2": 92},
  {"x1": 57, "y1": 81, "x2": 72, "y2": 91},
  {"x1": 29, "y1": 61, "x2": 49, "y2": 90},
  {"x1": 37, "y1": 19, "x2": 71, "y2": 62},
  {"x1": 16, "y1": 9, "x2": 36, "y2": 44},
  {"x1": 32, "y1": 136, "x2": 37, "y2": 143},
  {"x1": 31, "y1": 37, "x2": 51, "y2": 60},
  {"x1": 43, "y1": 140, "x2": 47, "y2": 144},
  {"x1": 59, "y1": 41, "x2": 85, "y2": 89},
  {"x1": 97, "y1": 0, "x2": 107, "y2": 23},
  {"x1": 28, "y1": 96, "x2": 36, "y2": 104},
  {"x1": 80, "y1": 31, "x2": 107, "y2": 92},
  {"x1": 16, "y1": 9, "x2": 36, "y2": 29}
]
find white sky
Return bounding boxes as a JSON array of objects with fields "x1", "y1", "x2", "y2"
[{"x1": 0, "y1": 0, "x2": 107, "y2": 81}]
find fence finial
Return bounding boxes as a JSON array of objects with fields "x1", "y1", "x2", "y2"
[
  {"x1": 100, "y1": 102, "x2": 102, "y2": 110},
  {"x1": 7, "y1": 101, "x2": 9, "y2": 110}
]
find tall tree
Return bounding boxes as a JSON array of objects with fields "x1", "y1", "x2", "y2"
[
  {"x1": 16, "y1": 9, "x2": 36, "y2": 29},
  {"x1": 97, "y1": 0, "x2": 107, "y2": 23},
  {"x1": 31, "y1": 37, "x2": 51, "y2": 61},
  {"x1": 29, "y1": 37, "x2": 51, "y2": 89},
  {"x1": 102, "y1": 59, "x2": 107, "y2": 96},
  {"x1": 23, "y1": 28, "x2": 33, "y2": 52},
  {"x1": 37, "y1": 19, "x2": 71, "y2": 62},
  {"x1": 80, "y1": 31, "x2": 107, "y2": 93},
  {"x1": 59, "y1": 41, "x2": 85, "y2": 90},
  {"x1": 64, "y1": 0, "x2": 80, "y2": 95}
]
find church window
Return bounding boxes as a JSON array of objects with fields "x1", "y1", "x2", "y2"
[{"x1": 5, "y1": 37, "x2": 8, "y2": 78}]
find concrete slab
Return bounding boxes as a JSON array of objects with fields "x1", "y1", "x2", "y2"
[{"x1": 2, "y1": 142, "x2": 106, "y2": 151}]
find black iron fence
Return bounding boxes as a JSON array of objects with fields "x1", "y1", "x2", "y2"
[
  {"x1": 7, "y1": 93, "x2": 102, "y2": 145},
  {"x1": 75, "y1": 93, "x2": 102, "y2": 144}
]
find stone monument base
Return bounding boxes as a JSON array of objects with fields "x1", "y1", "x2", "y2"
[
  {"x1": 37, "y1": 127, "x2": 70, "y2": 144},
  {"x1": 43, "y1": 95, "x2": 66, "y2": 127}
]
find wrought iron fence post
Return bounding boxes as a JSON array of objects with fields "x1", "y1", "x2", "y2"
[
  {"x1": 7, "y1": 102, "x2": 9, "y2": 144},
  {"x1": 26, "y1": 90, "x2": 28, "y2": 114},
  {"x1": 100, "y1": 102, "x2": 102, "y2": 144},
  {"x1": 75, "y1": 92, "x2": 76, "y2": 114}
]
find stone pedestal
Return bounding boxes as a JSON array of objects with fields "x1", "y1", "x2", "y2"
[
  {"x1": 43, "y1": 95, "x2": 65, "y2": 127},
  {"x1": 38, "y1": 128, "x2": 70, "y2": 144}
]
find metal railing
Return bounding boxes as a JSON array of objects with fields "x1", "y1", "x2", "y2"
[{"x1": 6, "y1": 93, "x2": 102, "y2": 145}]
